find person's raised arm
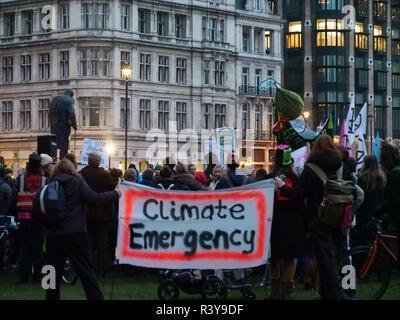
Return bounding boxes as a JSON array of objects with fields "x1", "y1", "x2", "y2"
[{"x1": 79, "y1": 179, "x2": 120, "y2": 205}]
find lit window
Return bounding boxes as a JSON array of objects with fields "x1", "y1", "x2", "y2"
[
  {"x1": 265, "y1": 31, "x2": 271, "y2": 54},
  {"x1": 289, "y1": 21, "x2": 301, "y2": 33},
  {"x1": 286, "y1": 21, "x2": 302, "y2": 48},
  {"x1": 355, "y1": 22, "x2": 367, "y2": 49},
  {"x1": 374, "y1": 25, "x2": 383, "y2": 36},
  {"x1": 316, "y1": 19, "x2": 344, "y2": 47}
]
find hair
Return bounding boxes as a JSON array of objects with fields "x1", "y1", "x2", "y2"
[
  {"x1": 64, "y1": 153, "x2": 78, "y2": 168},
  {"x1": 380, "y1": 141, "x2": 400, "y2": 175},
  {"x1": 307, "y1": 135, "x2": 342, "y2": 164},
  {"x1": 347, "y1": 157, "x2": 357, "y2": 173},
  {"x1": 227, "y1": 153, "x2": 239, "y2": 172},
  {"x1": 174, "y1": 162, "x2": 187, "y2": 175},
  {"x1": 123, "y1": 168, "x2": 137, "y2": 182},
  {"x1": 213, "y1": 165, "x2": 224, "y2": 176},
  {"x1": 160, "y1": 166, "x2": 172, "y2": 179},
  {"x1": 128, "y1": 164, "x2": 137, "y2": 170},
  {"x1": 4, "y1": 168, "x2": 12, "y2": 176},
  {"x1": 88, "y1": 152, "x2": 101, "y2": 167},
  {"x1": 358, "y1": 155, "x2": 386, "y2": 192},
  {"x1": 194, "y1": 171, "x2": 207, "y2": 186},
  {"x1": 109, "y1": 168, "x2": 123, "y2": 182},
  {"x1": 26, "y1": 154, "x2": 41, "y2": 175},
  {"x1": 188, "y1": 164, "x2": 196, "y2": 170},
  {"x1": 337, "y1": 146, "x2": 349, "y2": 162},
  {"x1": 255, "y1": 168, "x2": 268, "y2": 182},
  {"x1": 52, "y1": 159, "x2": 81, "y2": 178},
  {"x1": 142, "y1": 168, "x2": 154, "y2": 181}
]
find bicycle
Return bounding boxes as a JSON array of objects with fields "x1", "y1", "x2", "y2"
[
  {"x1": 338, "y1": 218, "x2": 398, "y2": 300},
  {"x1": 62, "y1": 258, "x2": 78, "y2": 285},
  {"x1": 0, "y1": 216, "x2": 18, "y2": 272}
]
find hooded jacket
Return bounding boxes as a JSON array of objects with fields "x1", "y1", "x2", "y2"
[
  {"x1": 172, "y1": 173, "x2": 203, "y2": 191},
  {"x1": 32, "y1": 172, "x2": 118, "y2": 236},
  {"x1": 214, "y1": 170, "x2": 253, "y2": 190},
  {"x1": 280, "y1": 152, "x2": 343, "y2": 220}
]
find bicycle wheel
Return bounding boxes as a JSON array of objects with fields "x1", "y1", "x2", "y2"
[
  {"x1": 338, "y1": 246, "x2": 391, "y2": 300},
  {"x1": 62, "y1": 259, "x2": 78, "y2": 285}
]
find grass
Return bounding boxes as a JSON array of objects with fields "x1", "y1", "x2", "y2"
[{"x1": 1, "y1": 267, "x2": 400, "y2": 300}]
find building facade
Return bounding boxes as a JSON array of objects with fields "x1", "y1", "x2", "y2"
[
  {"x1": 0, "y1": 0, "x2": 283, "y2": 174},
  {"x1": 283, "y1": 0, "x2": 400, "y2": 146}
]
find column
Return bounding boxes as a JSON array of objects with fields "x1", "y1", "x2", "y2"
[
  {"x1": 304, "y1": 0, "x2": 313, "y2": 125},
  {"x1": 70, "y1": 0, "x2": 81, "y2": 30},
  {"x1": 51, "y1": 47, "x2": 58, "y2": 80},
  {"x1": 368, "y1": 0, "x2": 375, "y2": 136},
  {"x1": 387, "y1": 0, "x2": 393, "y2": 140},
  {"x1": 251, "y1": 27, "x2": 255, "y2": 53}
]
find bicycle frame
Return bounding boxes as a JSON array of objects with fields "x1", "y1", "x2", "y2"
[{"x1": 359, "y1": 232, "x2": 398, "y2": 278}]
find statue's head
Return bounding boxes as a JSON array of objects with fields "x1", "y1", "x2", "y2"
[{"x1": 64, "y1": 88, "x2": 74, "y2": 98}]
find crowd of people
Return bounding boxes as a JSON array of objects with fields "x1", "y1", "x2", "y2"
[{"x1": 0, "y1": 134, "x2": 400, "y2": 301}]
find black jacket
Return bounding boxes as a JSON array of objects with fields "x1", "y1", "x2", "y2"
[
  {"x1": 172, "y1": 173, "x2": 203, "y2": 191},
  {"x1": 382, "y1": 166, "x2": 400, "y2": 228},
  {"x1": 357, "y1": 175, "x2": 385, "y2": 225},
  {"x1": 280, "y1": 152, "x2": 343, "y2": 220},
  {"x1": 154, "y1": 178, "x2": 177, "y2": 190},
  {"x1": 33, "y1": 172, "x2": 119, "y2": 236}
]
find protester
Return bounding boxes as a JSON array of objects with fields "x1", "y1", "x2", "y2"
[
  {"x1": 275, "y1": 135, "x2": 344, "y2": 300},
  {"x1": 154, "y1": 166, "x2": 176, "y2": 190},
  {"x1": 188, "y1": 164, "x2": 197, "y2": 176},
  {"x1": 215, "y1": 153, "x2": 253, "y2": 189},
  {"x1": 154, "y1": 164, "x2": 162, "y2": 178},
  {"x1": 353, "y1": 155, "x2": 385, "y2": 246},
  {"x1": 40, "y1": 154, "x2": 56, "y2": 178},
  {"x1": 129, "y1": 164, "x2": 142, "y2": 183},
  {"x1": 172, "y1": 163, "x2": 203, "y2": 191},
  {"x1": 4, "y1": 168, "x2": 15, "y2": 189},
  {"x1": 268, "y1": 145, "x2": 306, "y2": 300},
  {"x1": 208, "y1": 165, "x2": 224, "y2": 191},
  {"x1": 0, "y1": 167, "x2": 12, "y2": 216},
  {"x1": 255, "y1": 168, "x2": 268, "y2": 182},
  {"x1": 80, "y1": 152, "x2": 117, "y2": 277},
  {"x1": 123, "y1": 168, "x2": 137, "y2": 183},
  {"x1": 12, "y1": 153, "x2": 47, "y2": 283},
  {"x1": 34, "y1": 158, "x2": 121, "y2": 300},
  {"x1": 337, "y1": 146, "x2": 356, "y2": 183},
  {"x1": 140, "y1": 168, "x2": 155, "y2": 187},
  {"x1": 194, "y1": 172, "x2": 207, "y2": 190}
]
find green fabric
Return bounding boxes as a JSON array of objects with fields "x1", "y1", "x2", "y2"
[
  {"x1": 282, "y1": 148, "x2": 293, "y2": 166},
  {"x1": 274, "y1": 88, "x2": 304, "y2": 121}
]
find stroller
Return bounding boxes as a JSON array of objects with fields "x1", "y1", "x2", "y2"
[{"x1": 157, "y1": 269, "x2": 228, "y2": 300}]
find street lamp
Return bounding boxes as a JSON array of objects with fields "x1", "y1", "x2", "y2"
[
  {"x1": 105, "y1": 143, "x2": 114, "y2": 169},
  {"x1": 121, "y1": 60, "x2": 132, "y2": 171}
]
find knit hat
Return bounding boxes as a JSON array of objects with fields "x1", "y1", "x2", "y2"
[
  {"x1": 155, "y1": 164, "x2": 163, "y2": 170},
  {"x1": 28, "y1": 153, "x2": 42, "y2": 167},
  {"x1": 40, "y1": 154, "x2": 55, "y2": 167},
  {"x1": 88, "y1": 152, "x2": 102, "y2": 166},
  {"x1": 277, "y1": 145, "x2": 294, "y2": 166}
]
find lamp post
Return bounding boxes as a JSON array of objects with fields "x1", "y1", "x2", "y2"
[
  {"x1": 368, "y1": 112, "x2": 374, "y2": 154},
  {"x1": 105, "y1": 143, "x2": 114, "y2": 170},
  {"x1": 121, "y1": 60, "x2": 132, "y2": 171}
]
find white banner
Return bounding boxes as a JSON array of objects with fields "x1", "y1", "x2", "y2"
[
  {"x1": 354, "y1": 102, "x2": 368, "y2": 137},
  {"x1": 345, "y1": 96, "x2": 356, "y2": 146},
  {"x1": 116, "y1": 180, "x2": 275, "y2": 269},
  {"x1": 292, "y1": 146, "x2": 308, "y2": 171},
  {"x1": 81, "y1": 138, "x2": 109, "y2": 168}
]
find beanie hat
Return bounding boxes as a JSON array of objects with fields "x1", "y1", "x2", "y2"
[
  {"x1": 155, "y1": 164, "x2": 163, "y2": 170},
  {"x1": 88, "y1": 152, "x2": 102, "y2": 166},
  {"x1": 40, "y1": 154, "x2": 55, "y2": 167},
  {"x1": 28, "y1": 153, "x2": 42, "y2": 167}
]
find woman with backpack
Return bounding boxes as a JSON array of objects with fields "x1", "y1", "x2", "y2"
[
  {"x1": 274, "y1": 135, "x2": 345, "y2": 300},
  {"x1": 12, "y1": 153, "x2": 47, "y2": 283},
  {"x1": 154, "y1": 166, "x2": 176, "y2": 190},
  {"x1": 33, "y1": 157, "x2": 121, "y2": 300},
  {"x1": 268, "y1": 145, "x2": 306, "y2": 300},
  {"x1": 353, "y1": 155, "x2": 386, "y2": 246}
]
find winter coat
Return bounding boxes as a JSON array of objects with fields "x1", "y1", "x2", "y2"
[
  {"x1": 32, "y1": 172, "x2": 119, "y2": 236},
  {"x1": 172, "y1": 173, "x2": 203, "y2": 191},
  {"x1": 382, "y1": 166, "x2": 400, "y2": 229},
  {"x1": 0, "y1": 178, "x2": 12, "y2": 215},
  {"x1": 80, "y1": 165, "x2": 117, "y2": 221},
  {"x1": 49, "y1": 90, "x2": 77, "y2": 150},
  {"x1": 214, "y1": 171, "x2": 253, "y2": 190},
  {"x1": 139, "y1": 179, "x2": 154, "y2": 187},
  {"x1": 154, "y1": 178, "x2": 177, "y2": 190}
]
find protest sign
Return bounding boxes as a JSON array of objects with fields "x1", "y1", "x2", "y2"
[
  {"x1": 216, "y1": 127, "x2": 236, "y2": 164},
  {"x1": 292, "y1": 146, "x2": 308, "y2": 170},
  {"x1": 81, "y1": 138, "x2": 109, "y2": 168},
  {"x1": 116, "y1": 180, "x2": 275, "y2": 269}
]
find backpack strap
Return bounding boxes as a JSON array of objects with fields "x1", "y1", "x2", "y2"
[
  {"x1": 19, "y1": 175, "x2": 25, "y2": 193},
  {"x1": 223, "y1": 175, "x2": 235, "y2": 188},
  {"x1": 242, "y1": 176, "x2": 249, "y2": 186},
  {"x1": 305, "y1": 163, "x2": 328, "y2": 184},
  {"x1": 167, "y1": 184, "x2": 174, "y2": 191},
  {"x1": 157, "y1": 183, "x2": 165, "y2": 190},
  {"x1": 41, "y1": 176, "x2": 46, "y2": 187}
]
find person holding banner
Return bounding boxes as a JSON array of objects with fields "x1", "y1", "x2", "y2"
[
  {"x1": 41, "y1": 158, "x2": 121, "y2": 300},
  {"x1": 275, "y1": 135, "x2": 344, "y2": 300},
  {"x1": 268, "y1": 145, "x2": 306, "y2": 300}
]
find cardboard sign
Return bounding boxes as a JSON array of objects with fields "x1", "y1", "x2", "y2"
[
  {"x1": 117, "y1": 180, "x2": 275, "y2": 269},
  {"x1": 81, "y1": 138, "x2": 108, "y2": 168}
]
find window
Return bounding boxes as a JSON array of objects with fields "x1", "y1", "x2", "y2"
[
  {"x1": 20, "y1": 55, "x2": 31, "y2": 82},
  {"x1": 255, "y1": 106, "x2": 262, "y2": 133},
  {"x1": 255, "y1": 69, "x2": 262, "y2": 87},
  {"x1": 120, "y1": 97, "x2": 130, "y2": 129},
  {"x1": 393, "y1": 74, "x2": 400, "y2": 90},
  {"x1": 202, "y1": 17, "x2": 207, "y2": 40},
  {"x1": 138, "y1": 9, "x2": 150, "y2": 33},
  {"x1": 121, "y1": 51, "x2": 131, "y2": 72},
  {"x1": 158, "y1": 101, "x2": 169, "y2": 131},
  {"x1": 60, "y1": 4, "x2": 70, "y2": 29},
  {"x1": 79, "y1": 50, "x2": 88, "y2": 76},
  {"x1": 79, "y1": 49, "x2": 110, "y2": 77},
  {"x1": 176, "y1": 15, "x2": 186, "y2": 38},
  {"x1": 393, "y1": 7, "x2": 400, "y2": 22},
  {"x1": 374, "y1": 25, "x2": 387, "y2": 52},
  {"x1": 317, "y1": 68, "x2": 345, "y2": 83},
  {"x1": 242, "y1": 67, "x2": 249, "y2": 87},
  {"x1": 90, "y1": 50, "x2": 99, "y2": 76},
  {"x1": 157, "y1": 12, "x2": 168, "y2": 36},
  {"x1": 355, "y1": 22, "x2": 368, "y2": 49},
  {"x1": 20, "y1": 100, "x2": 31, "y2": 130},
  {"x1": 21, "y1": 11, "x2": 33, "y2": 38},
  {"x1": 60, "y1": 51, "x2": 69, "y2": 78},
  {"x1": 374, "y1": 1, "x2": 387, "y2": 18},
  {"x1": 209, "y1": 19, "x2": 217, "y2": 42},
  {"x1": 158, "y1": 56, "x2": 169, "y2": 83},
  {"x1": 242, "y1": 104, "x2": 250, "y2": 131},
  {"x1": 243, "y1": 28, "x2": 250, "y2": 52},
  {"x1": 2, "y1": 57, "x2": 13, "y2": 83},
  {"x1": 81, "y1": 3, "x2": 109, "y2": 29},
  {"x1": 265, "y1": 0, "x2": 276, "y2": 14},
  {"x1": 317, "y1": 0, "x2": 344, "y2": 11},
  {"x1": 39, "y1": 99, "x2": 50, "y2": 129},
  {"x1": 219, "y1": 20, "x2": 225, "y2": 42},
  {"x1": 357, "y1": 69, "x2": 368, "y2": 87},
  {"x1": 357, "y1": 0, "x2": 368, "y2": 16},
  {"x1": 215, "y1": 61, "x2": 225, "y2": 86},
  {"x1": 176, "y1": 102, "x2": 187, "y2": 131},
  {"x1": 139, "y1": 99, "x2": 151, "y2": 130},
  {"x1": 80, "y1": 98, "x2": 110, "y2": 127},
  {"x1": 286, "y1": 21, "x2": 302, "y2": 48},
  {"x1": 204, "y1": 60, "x2": 210, "y2": 85},
  {"x1": 121, "y1": 4, "x2": 130, "y2": 31},
  {"x1": 3, "y1": 13, "x2": 15, "y2": 38},
  {"x1": 204, "y1": 104, "x2": 212, "y2": 129},
  {"x1": 140, "y1": 53, "x2": 151, "y2": 81},
  {"x1": 215, "y1": 104, "x2": 226, "y2": 128},
  {"x1": 317, "y1": 19, "x2": 344, "y2": 47},
  {"x1": 101, "y1": 50, "x2": 110, "y2": 76},
  {"x1": 39, "y1": 53, "x2": 51, "y2": 80},
  {"x1": 255, "y1": 0, "x2": 261, "y2": 11},
  {"x1": 265, "y1": 31, "x2": 271, "y2": 54},
  {"x1": 176, "y1": 58, "x2": 187, "y2": 84},
  {"x1": 2, "y1": 101, "x2": 13, "y2": 131}
]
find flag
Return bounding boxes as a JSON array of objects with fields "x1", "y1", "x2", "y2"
[
  {"x1": 356, "y1": 134, "x2": 367, "y2": 171},
  {"x1": 327, "y1": 113, "x2": 334, "y2": 137},
  {"x1": 339, "y1": 120, "x2": 352, "y2": 157},
  {"x1": 374, "y1": 131, "x2": 380, "y2": 160},
  {"x1": 354, "y1": 102, "x2": 368, "y2": 137},
  {"x1": 345, "y1": 96, "x2": 356, "y2": 146}
]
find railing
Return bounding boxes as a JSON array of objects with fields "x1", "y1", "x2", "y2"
[
  {"x1": 242, "y1": 129, "x2": 273, "y2": 141},
  {"x1": 238, "y1": 85, "x2": 275, "y2": 97},
  {"x1": 374, "y1": 36, "x2": 387, "y2": 54}
]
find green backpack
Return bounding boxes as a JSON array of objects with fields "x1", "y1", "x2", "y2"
[{"x1": 306, "y1": 163, "x2": 357, "y2": 228}]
